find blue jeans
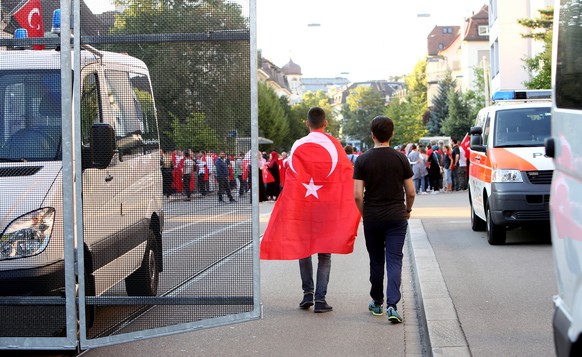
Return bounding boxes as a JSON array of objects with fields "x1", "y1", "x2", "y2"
[
  {"x1": 299, "y1": 254, "x2": 331, "y2": 302},
  {"x1": 413, "y1": 177, "x2": 426, "y2": 193},
  {"x1": 363, "y1": 220, "x2": 408, "y2": 307}
]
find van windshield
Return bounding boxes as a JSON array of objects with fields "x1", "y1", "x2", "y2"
[
  {"x1": 0, "y1": 70, "x2": 61, "y2": 162},
  {"x1": 493, "y1": 107, "x2": 551, "y2": 148}
]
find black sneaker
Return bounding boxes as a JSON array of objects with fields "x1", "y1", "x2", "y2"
[
  {"x1": 299, "y1": 294, "x2": 314, "y2": 309},
  {"x1": 314, "y1": 301, "x2": 333, "y2": 313}
]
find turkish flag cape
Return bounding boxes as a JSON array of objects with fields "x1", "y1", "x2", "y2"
[
  {"x1": 260, "y1": 130, "x2": 361, "y2": 260},
  {"x1": 11, "y1": 0, "x2": 45, "y2": 50},
  {"x1": 172, "y1": 157, "x2": 184, "y2": 193},
  {"x1": 262, "y1": 167, "x2": 275, "y2": 183}
]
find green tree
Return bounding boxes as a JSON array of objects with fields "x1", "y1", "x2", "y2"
[
  {"x1": 342, "y1": 86, "x2": 386, "y2": 149},
  {"x1": 427, "y1": 70, "x2": 455, "y2": 135},
  {"x1": 258, "y1": 82, "x2": 289, "y2": 149},
  {"x1": 518, "y1": 7, "x2": 554, "y2": 89},
  {"x1": 301, "y1": 91, "x2": 340, "y2": 138},
  {"x1": 385, "y1": 60, "x2": 428, "y2": 146},
  {"x1": 441, "y1": 87, "x2": 472, "y2": 139},
  {"x1": 108, "y1": 0, "x2": 250, "y2": 150},
  {"x1": 279, "y1": 98, "x2": 308, "y2": 151},
  {"x1": 167, "y1": 112, "x2": 219, "y2": 151}
]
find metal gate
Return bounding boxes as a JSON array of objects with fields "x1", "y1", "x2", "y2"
[{"x1": 0, "y1": 0, "x2": 259, "y2": 351}]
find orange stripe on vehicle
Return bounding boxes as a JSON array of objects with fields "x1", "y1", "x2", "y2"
[{"x1": 487, "y1": 148, "x2": 537, "y2": 171}]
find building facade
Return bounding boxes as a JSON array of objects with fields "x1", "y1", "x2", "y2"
[
  {"x1": 426, "y1": 5, "x2": 490, "y2": 107},
  {"x1": 487, "y1": 0, "x2": 553, "y2": 92}
]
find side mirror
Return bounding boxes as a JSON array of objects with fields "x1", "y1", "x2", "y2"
[
  {"x1": 90, "y1": 123, "x2": 116, "y2": 169},
  {"x1": 469, "y1": 126, "x2": 486, "y2": 153},
  {"x1": 545, "y1": 137, "x2": 555, "y2": 158}
]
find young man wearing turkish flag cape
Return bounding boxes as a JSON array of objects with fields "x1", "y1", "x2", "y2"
[{"x1": 261, "y1": 107, "x2": 361, "y2": 313}]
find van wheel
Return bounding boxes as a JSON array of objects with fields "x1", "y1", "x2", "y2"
[
  {"x1": 470, "y1": 197, "x2": 486, "y2": 231},
  {"x1": 486, "y1": 202, "x2": 506, "y2": 245},
  {"x1": 125, "y1": 242, "x2": 159, "y2": 296}
]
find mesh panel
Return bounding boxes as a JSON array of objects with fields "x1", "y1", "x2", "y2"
[{"x1": 0, "y1": 0, "x2": 254, "y2": 345}]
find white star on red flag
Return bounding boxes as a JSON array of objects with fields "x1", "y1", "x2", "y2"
[{"x1": 302, "y1": 178, "x2": 323, "y2": 199}]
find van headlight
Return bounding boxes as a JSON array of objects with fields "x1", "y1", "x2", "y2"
[
  {"x1": 0, "y1": 208, "x2": 55, "y2": 260},
  {"x1": 491, "y1": 169, "x2": 523, "y2": 183}
]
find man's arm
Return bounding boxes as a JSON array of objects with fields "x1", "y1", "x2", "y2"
[
  {"x1": 354, "y1": 179, "x2": 365, "y2": 216},
  {"x1": 403, "y1": 177, "x2": 415, "y2": 219}
]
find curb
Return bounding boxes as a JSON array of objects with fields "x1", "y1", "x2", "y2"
[{"x1": 407, "y1": 219, "x2": 471, "y2": 357}]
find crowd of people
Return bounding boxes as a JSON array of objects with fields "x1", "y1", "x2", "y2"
[
  {"x1": 160, "y1": 147, "x2": 293, "y2": 204},
  {"x1": 160, "y1": 149, "x2": 250, "y2": 203},
  {"x1": 393, "y1": 138, "x2": 469, "y2": 195}
]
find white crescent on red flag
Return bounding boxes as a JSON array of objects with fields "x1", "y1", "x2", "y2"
[
  {"x1": 260, "y1": 130, "x2": 361, "y2": 260},
  {"x1": 11, "y1": 0, "x2": 45, "y2": 50}
]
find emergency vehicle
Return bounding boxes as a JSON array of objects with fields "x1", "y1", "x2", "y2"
[
  {"x1": 468, "y1": 89, "x2": 553, "y2": 245},
  {"x1": 0, "y1": 11, "x2": 163, "y2": 307}
]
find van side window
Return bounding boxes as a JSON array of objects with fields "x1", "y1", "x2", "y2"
[
  {"x1": 104, "y1": 70, "x2": 158, "y2": 155},
  {"x1": 483, "y1": 115, "x2": 491, "y2": 145},
  {"x1": 129, "y1": 72, "x2": 158, "y2": 144},
  {"x1": 81, "y1": 73, "x2": 100, "y2": 145}
]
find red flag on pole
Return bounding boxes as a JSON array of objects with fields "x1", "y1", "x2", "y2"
[
  {"x1": 460, "y1": 132, "x2": 471, "y2": 158},
  {"x1": 11, "y1": 0, "x2": 45, "y2": 50},
  {"x1": 260, "y1": 131, "x2": 361, "y2": 260}
]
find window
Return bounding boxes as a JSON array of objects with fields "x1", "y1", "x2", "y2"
[
  {"x1": 478, "y1": 25, "x2": 488, "y2": 36},
  {"x1": 80, "y1": 73, "x2": 100, "y2": 145},
  {"x1": 490, "y1": 40, "x2": 499, "y2": 78},
  {"x1": 555, "y1": 0, "x2": 582, "y2": 110}
]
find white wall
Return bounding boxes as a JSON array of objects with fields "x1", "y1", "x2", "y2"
[{"x1": 489, "y1": 0, "x2": 553, "y2": 92}]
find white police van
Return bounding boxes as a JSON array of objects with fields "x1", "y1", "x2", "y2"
[
  {"x1": 545, "y1": 2, "x2": 582, "y2": 355},
  {"x1": 0, "y1": 14, "x2": 163, "y2": 304},
  {"x1": 468, "y1": 89, "x2": 553, "y2": 245}
]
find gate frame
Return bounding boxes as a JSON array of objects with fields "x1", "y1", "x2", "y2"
[
  {"x1": 76, "y1": 0, "x2": 261, "y2": 350},
  {"x1": 0, "y1": 0, "x2": 260, "y2": 351}
]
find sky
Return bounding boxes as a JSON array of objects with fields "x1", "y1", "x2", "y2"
[{"x1": 85, "y1": 0, "x2": 488, "y2": 82}]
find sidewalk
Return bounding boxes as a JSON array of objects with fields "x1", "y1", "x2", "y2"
[{"x1": 81, "y1": 217, "x2": 432, "y2": 357}]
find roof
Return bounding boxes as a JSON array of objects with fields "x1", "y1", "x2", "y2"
[
  {"x1": 260, "y1": 57, "x2": 290, "y2": 91},
  {"x1": 282, "y1": 58, "x2": 302, "y2": 75},
  {"x1": 302, "y1": 77, "x2": 350, "y2": 94},
  {"x1": 340, "y1": 80, "x2": 404, "y2": 104},
  {"x1": 461, "y1": 5, "x2": 489, "y2": 42},
  {"x1": 427, "y1": 25, "x2": 460, "y2": 56}
]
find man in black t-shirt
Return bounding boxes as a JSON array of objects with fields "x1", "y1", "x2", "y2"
[{"x1": 353, "y1": 116, "x2": 415, "y2": 323}]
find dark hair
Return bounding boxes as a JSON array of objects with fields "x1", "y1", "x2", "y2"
[
  {"x1": 344, "y1": 145, "x2": 354, "y2": 154},
  {"x1": 307, "y1": 106, "x2": 326, "y2": 129},
  {"x1": 370, "y1": 116, "x2": 394, "y2": 143}
]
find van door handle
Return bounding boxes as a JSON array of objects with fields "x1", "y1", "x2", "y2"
[
  {"x1": 105, "y1": 174, "x2": 114, "y2": 182},
  {"x1": 475, "y1": 155, "x2": 481, "y2": 162}
]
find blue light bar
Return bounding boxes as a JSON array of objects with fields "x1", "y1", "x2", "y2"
[
  {"x1": 14, "y1": 28, "x2": 28, "y2": 39},
  {"x1": 51, "y1": 9, "x2": 61, "y2": 34},
  {"x1": 491, "y1": 91, "x2": 515, "y2": 101},
  {"x1": 491, "y1": 89, "x2": 551, "y2": 102}
]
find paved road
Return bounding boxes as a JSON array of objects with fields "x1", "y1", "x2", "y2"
[
  {"x1": 413, "y1": 191, "x2": 556, "y2": 357},
  {"x1": 2, "y1": 191, "x2": 558, "y2": 356}
]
